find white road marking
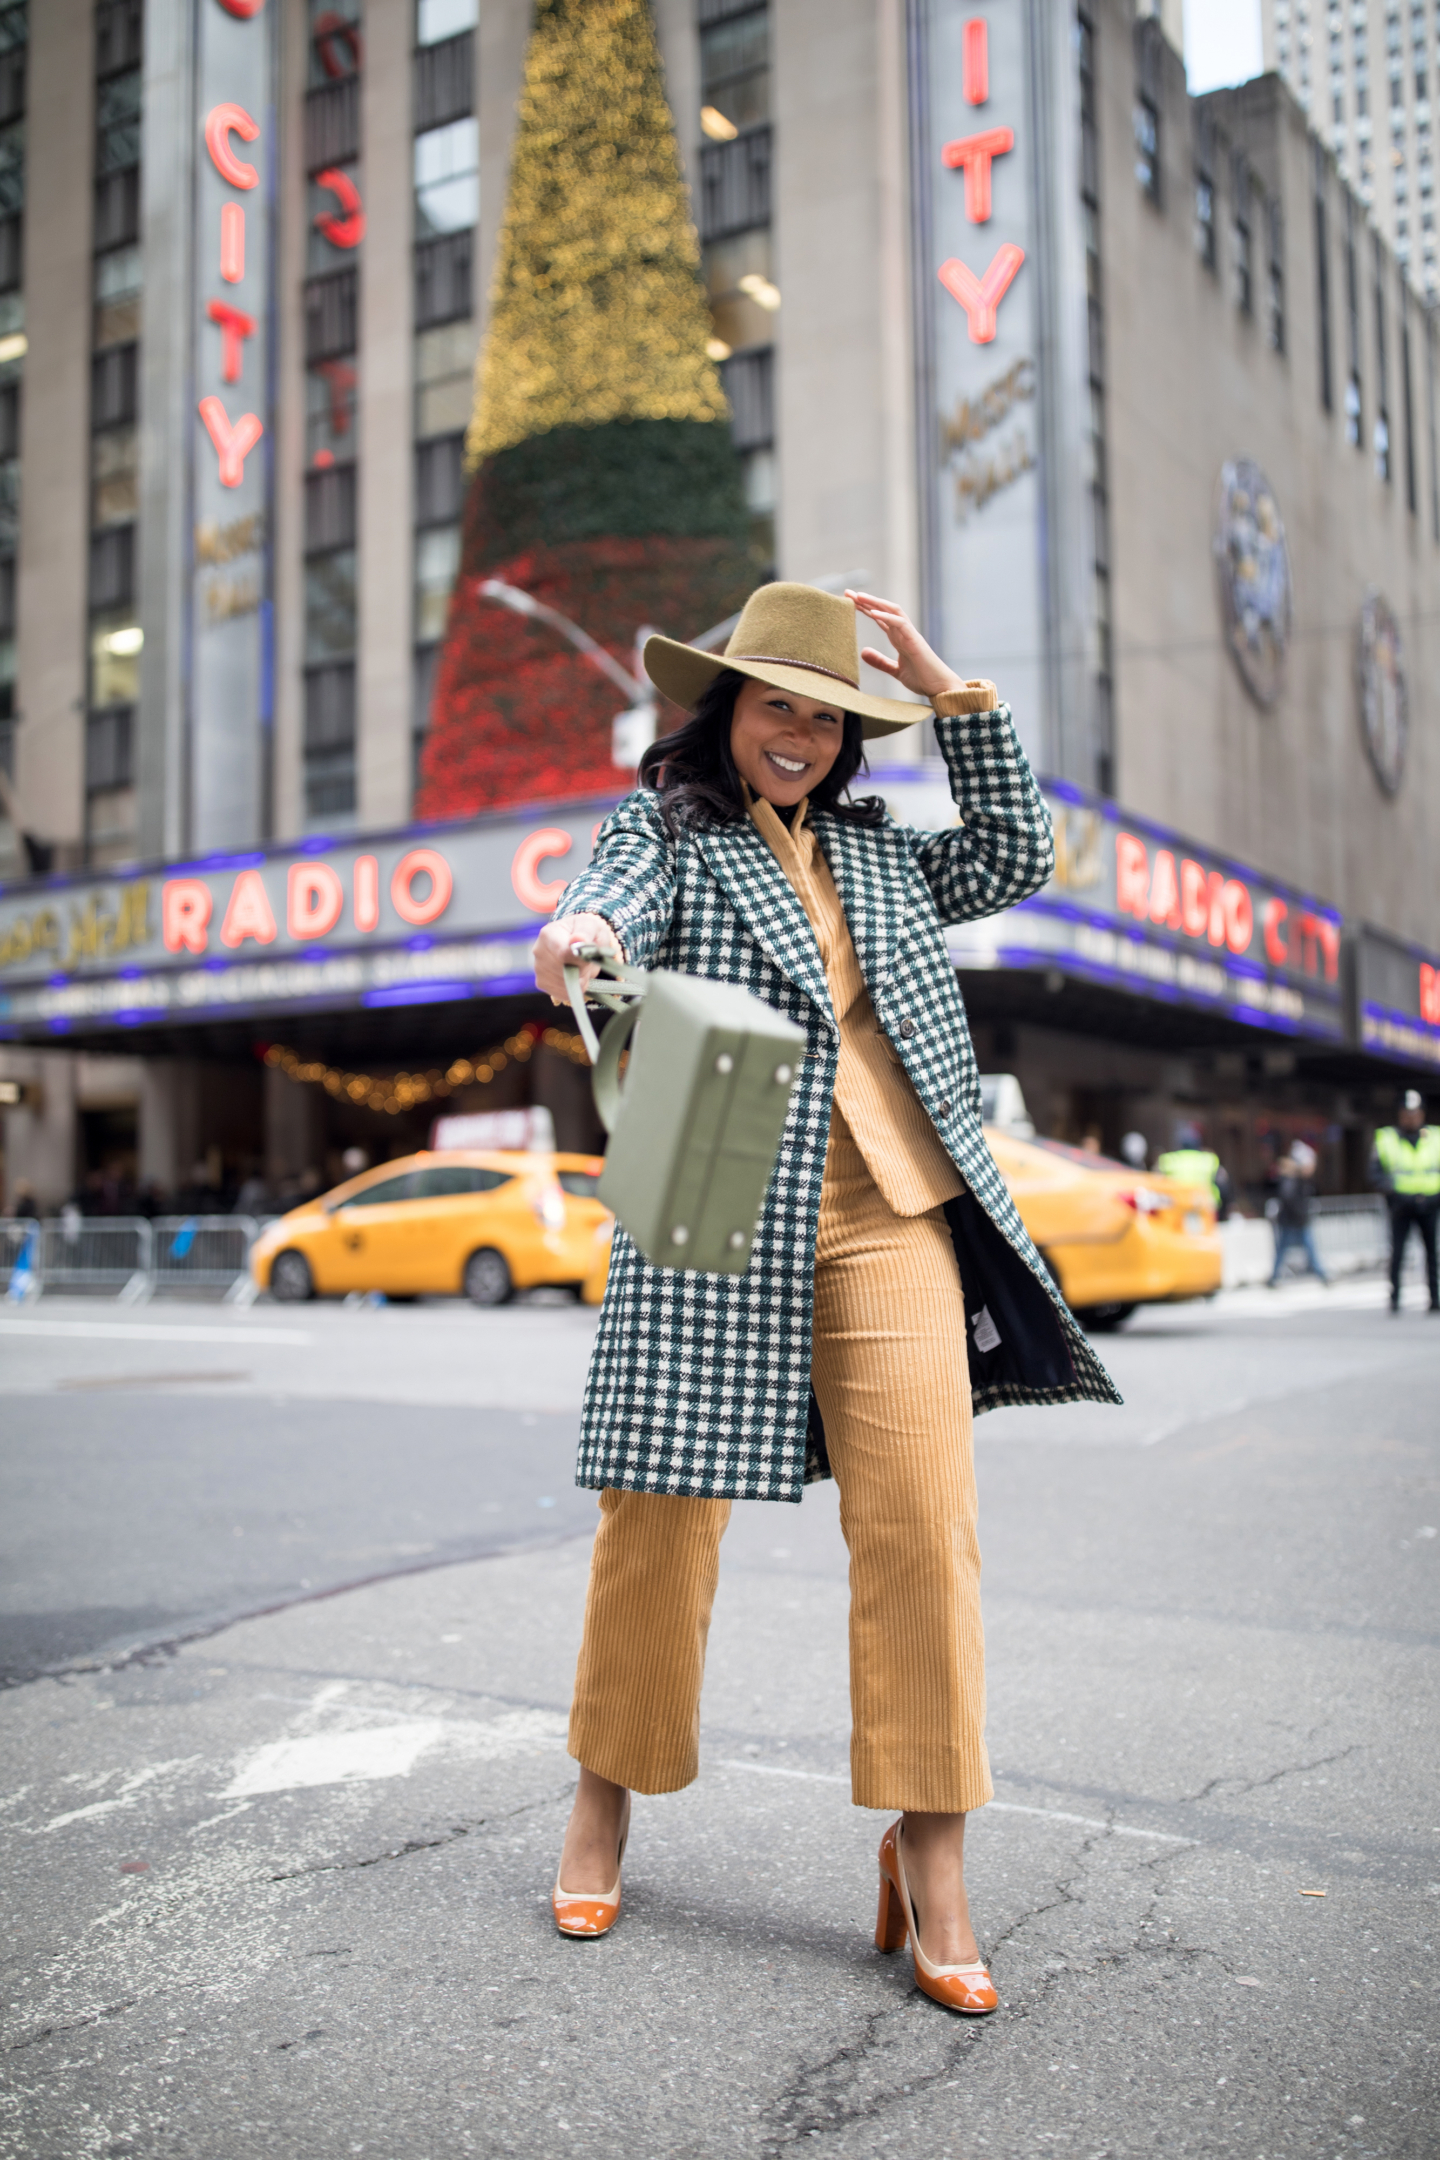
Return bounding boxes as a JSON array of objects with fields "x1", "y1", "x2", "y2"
[
  {"x1": 41, "y1": 1758, "x2": 202, "y2": 1833},
  {"x1": 223, "y1": 1721, "x2": 445, "y2": 1796},
  {"x1": 717, "y1": 1760, "x2": 1192, "y2": 1843},
  {"x1": 0, "y1": 1318, "x2": 312, "y2": 1345}
]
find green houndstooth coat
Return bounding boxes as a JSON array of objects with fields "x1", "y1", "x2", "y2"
[{"x1": 557, "y1": 703, "x2": 1121, "y2": 1503}]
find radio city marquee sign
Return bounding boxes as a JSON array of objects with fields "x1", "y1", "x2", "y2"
[
  {"x1": 0, "y1": 810, "x2": 615, "y2": 1037},
  {"x1": 939, "y1": 782, "x2": 1347, "y2": 1041},
  {"x1": 1356, "y1": 924, "x2": 1440, "y2": 1068}
]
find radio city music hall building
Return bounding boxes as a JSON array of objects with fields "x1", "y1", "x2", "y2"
[{"x1": 0, "y1": 0, "x2": 1437, "y2": 1210}]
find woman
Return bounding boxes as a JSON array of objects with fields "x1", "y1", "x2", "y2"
[{"x1": 533, "y1": 584, "x2": 1119, "y2": 2013}]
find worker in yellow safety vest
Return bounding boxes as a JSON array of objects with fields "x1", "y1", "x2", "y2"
[
  {"x1": 1156, "y1": 1123, "x2": 1231, "y2": 1218},
  {"x1": 1369, "y1": 1090, "x2": 1440, "y2": 1313}
]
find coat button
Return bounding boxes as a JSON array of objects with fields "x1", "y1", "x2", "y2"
[
  {"x1": 899, "y1": 1018, "x2": 917, "y2": 1039},
  {"x1": 938, "y1": 1100, "x2": 951, "y2": 1118}
]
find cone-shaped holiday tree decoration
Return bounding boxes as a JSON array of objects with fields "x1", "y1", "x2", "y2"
[{"x1": 416, "y1": 0, "x2": 755, "y2": 821}]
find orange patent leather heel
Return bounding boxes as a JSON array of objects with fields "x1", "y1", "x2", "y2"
[
  {"x1": 552, "y1": 1797, "x2": 630, "y2": 1939},
  {"x1": 875, "y1": 1818, "x2": 998, "y2": 2016}
]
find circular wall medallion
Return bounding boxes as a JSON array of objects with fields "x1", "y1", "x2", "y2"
[
  {"x1": 1358, "y1": 589, "x2": 1407, "y2": 795},
  {"x1": 1213, "y1": 458, "x2": 1292, "y2": 707}
]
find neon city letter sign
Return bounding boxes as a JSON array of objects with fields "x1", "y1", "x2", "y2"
[{"x1": 937, "y1": 20, "x2": 1026, "y2": 346}]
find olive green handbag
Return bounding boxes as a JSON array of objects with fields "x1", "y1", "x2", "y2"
[{"x1": 565, "y1": 946, "x2": 804, "y2": 1273}]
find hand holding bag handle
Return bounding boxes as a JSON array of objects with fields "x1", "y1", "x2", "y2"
[{"x1": 563, "y1": 942, "x2": 647, "y2": 1135}]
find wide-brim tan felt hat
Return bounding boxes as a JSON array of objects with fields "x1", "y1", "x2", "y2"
[{"x1": 643, "y1": 582, "x2": 933, "y2": 739}]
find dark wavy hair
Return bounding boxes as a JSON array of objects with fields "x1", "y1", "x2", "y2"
[{"x1": 638, "y1": 668, "x2": 887, "y2": 835}]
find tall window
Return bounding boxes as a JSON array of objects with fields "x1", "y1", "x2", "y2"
[
  {"x1": 1314, "y1": 145, "x2": 1333, "y2": 413},
  {"x1": 412, "y1": 0, "x2": 477, "y2": 795},
  {"x1": 1372, "y1": 235, "x2": 1391, "y2": 481},
  {"x1": 698, "y1": 0, "x2": 775, "y2": 570},
  {"x1": 1344, "y1": 190, "x2": 1363, "y2": 446},
  {"x1": 1133, "y1": 95, "x2": 1160, "y2": 204},
  {"x1": 1232, "y1": 155, "x2": 1253, "y2": 314},
  {"x1": 303, "y1": 0, "x2": 362, "y2": 826},
  {"x1": 1194, "y1": 116, "x2": 1217, "y2": 272},
  {"x1": 1267, "y1": 197, "x2": 1285, "y2": 353},
  {"x1": 87, "y1": 0, "x2": 143, "y2": 869},
  {"x1": 1079, "y1": 11, "x2": 1114, "y2": 800}
]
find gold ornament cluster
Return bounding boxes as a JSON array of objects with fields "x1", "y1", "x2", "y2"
[
  {"x1": 264, "y1": 1027, "x2": 591, "y2": 1118},
  {"x1": 467, "y1": 0, "x2": 728, "y2": 465}
]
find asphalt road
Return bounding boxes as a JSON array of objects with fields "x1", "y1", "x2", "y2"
[{"x1": 1, "y1": 1276, "x2": 1437, "y2": 2158}]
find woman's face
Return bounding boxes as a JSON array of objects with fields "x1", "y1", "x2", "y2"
[{"x1": 729, "y1": 677, "x2": 845, "y2": 808}]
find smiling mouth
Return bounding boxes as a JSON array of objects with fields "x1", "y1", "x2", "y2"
[{"x1": 766, "y1": 751, "x2": 807, "y2": 776}]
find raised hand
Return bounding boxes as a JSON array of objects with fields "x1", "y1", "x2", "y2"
[
  {"x1": 846, "y1": 590, "x2": 966, "y2": 702},
  {"x1": 534, "y1": 913, "x2": 622, "y2": 1005}
]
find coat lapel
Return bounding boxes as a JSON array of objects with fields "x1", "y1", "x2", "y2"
[
  {"x1": 694, "y1": 820, "x2": 835, "y2": 1028},
  {"x1": 812, "y1": 814, "x2": 915, "y2": 1000}
]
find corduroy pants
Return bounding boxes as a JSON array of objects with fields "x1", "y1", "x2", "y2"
[{"x1": 567, "y1": 1113, "x2": 992, "y2": 1814}]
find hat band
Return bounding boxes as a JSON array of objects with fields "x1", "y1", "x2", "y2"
[{"x1": 726, "y1": 652, "x2": 860, "y2": 691}]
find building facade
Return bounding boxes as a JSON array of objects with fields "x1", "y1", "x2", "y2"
[{"x1": 1, "y1": 0, "x2": 1437, "y2": 1215}]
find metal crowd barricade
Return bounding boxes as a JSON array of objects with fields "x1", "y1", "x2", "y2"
[
  {"x1": 0, "y1": 1214, "x2": 263, "y2": 1301},
  {"x1": 1310, "y1": 1193, "x2": 1389, "y2": 1276},
  {"x1": 152, "y1": 1216, "x2": 261, "y2": 1300},
  {"x1": 39, "y1": 1215, "x2": 153, "y2": 1300}
]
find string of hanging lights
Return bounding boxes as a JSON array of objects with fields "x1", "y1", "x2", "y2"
[{"x1": 262, "y1": 1023, "x2": 591, "y2": 1117}]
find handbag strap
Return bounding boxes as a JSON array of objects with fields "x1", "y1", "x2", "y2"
[{"x1": 563, "y1": 942, "x2": 647, "y2": 1069}]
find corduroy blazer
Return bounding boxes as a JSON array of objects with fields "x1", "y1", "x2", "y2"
[{"x1": 557, "y1": 702, "x2": 1121, "y2": 1503}]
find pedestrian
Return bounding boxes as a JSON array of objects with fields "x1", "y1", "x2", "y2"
[
  {"x1": 1119, "y1": 1131, "x2": 1148, "y2": 1170},
  {"x1": 1266, "y1": 1140, "x2": 1329, "y2": 1286},
  {"x1": 533, "y1": 584, "x2": 1119, "y2": 2014},
  {"x1": 1157, "y1": 1121, "x2": 1232, "y2": 1219},
  {"x1": 1369, "y1": 1090, "x2": 1440, "y2": 1314}
]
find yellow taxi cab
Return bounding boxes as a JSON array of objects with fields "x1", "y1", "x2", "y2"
[
  {"x1": 984, "y1": 1126, "x2": 1222, "y2": 1330},
  {"x1": 250, "y1": 1150, "x2": 613, "y2": 1307}
]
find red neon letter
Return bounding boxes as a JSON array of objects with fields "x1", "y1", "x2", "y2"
[
  {"x1": 220, "y1": 201, "x2": 245, "y2": 283},
  {"x1": 206, "y1": 300, "x2": 256, "y2": 385},
  {"x1": 1147, "y1": 849, "x2": 1181, "y2": 930},
  {"x1": 198, "y1": 397, "x2": 264, "y2": 488},
  {"x1": 205, "y1": 103, "x2": 260, "y2": 190},
  {"x1": 1221, "y1": 879, "x2": 1253, "y2": 956},
  {"x1": 1263, "y1": 896, "x2": 1289, "y2": 966},
  {"x1": 1115, "y1": 832, "x2": 1149, "y2": 919},
  {"x1": 287, "y1": 861, "x2": 344, "y2": 941},
  {"x1": 162, "y1": 879, "x2": 212, "y2": 955},
  {"x1": 941, "y1": 126, "x2": 1015, "y2": 223},
  {"x1": 937, "y1": 245, "x2": 1025, "y2": 344},
  {"x1": 963, "y1": 18, "x2": 989, "y2": 104},
  {"x1": 1420, "y1": 961, "x2": 1440, "y2": 1026},
  {"x1": 1179, "y1": 859, "x2": 1209, "y2": 939},
  {"x1": 217, "y1": 0, "x2": 265, "y2": 17},
  {"x1": 1205, "y1": 870, "x2": 1227, "y2": 947},
  {"x1": 391, "y1": 848, "x2": 454, "y2": 927},
  {"x1": 220, "y1": 869, "x2": 277, "y2": 949},
  {"x1": 1315, "y1": 917, "x2": 1340, "y2": 982},
  {"x1": 511, "y1": 829, "x2": 574, "y2": 915},
  {"x1": 314, "y1": 167, "x2": 366, "y2": 250},
  {"x1": 354, "y1": 854, "x2": 379, "y2": 932}
]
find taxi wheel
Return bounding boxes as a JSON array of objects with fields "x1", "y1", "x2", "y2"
[
  {"x1": 464, "y1": 1248, "x2": 512, "y2": 1307},
  {"x1": 270, "y1": 1250, "x2": 314, "y2": 1303},
  {"x1": 1076, "y1": 1302, "x2": 1135, "y2": 1333}
]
